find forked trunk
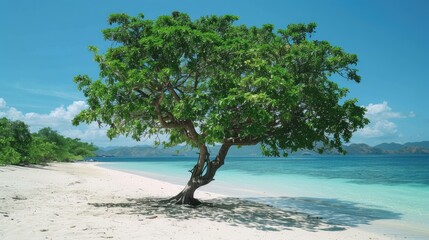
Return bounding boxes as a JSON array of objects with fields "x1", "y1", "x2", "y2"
[
  {"x1": 169, "y1": 177, "x2": 202, "y2": 205},
  {"x1": 170, "y1": 144, "x2": 231, "y2": 206}
]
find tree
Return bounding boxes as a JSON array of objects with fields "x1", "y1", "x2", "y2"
[
  {"x1": 0, "y1": 137, "x2": 21, "y2": 165},
  {"x1": 35, "y1": 127, "x2": 68, "y2": 161},
  {"x1": 28, "y1": 135, "x2": 56, "y2": 164},
  {"x1": 0, "y1": 117, "x2": 32, "y2": 164},
  {"x1": 34, "y1": 127, "x2": 97, "y2": 161},
  {"x1": 73, "y1": 12, "x2": 368, "y2": 205},
  {"x1": 64, "y1": 137, "x2": 98, "y2": 160},
  {"x1": 9, "y1": 120, "x2": 32, "y2": 160},
  {"x1": 0, "y1": 118, "x2": 96, "y2": 165}
]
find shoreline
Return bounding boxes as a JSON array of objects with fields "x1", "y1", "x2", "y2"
[{"x1": 0, "y1": 162, "x2": 411, "y2": 239}]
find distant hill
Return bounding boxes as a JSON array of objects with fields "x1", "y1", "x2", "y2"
[
  {"x1": 374, "y1": 143, "x2": 404, "y2": 152},
  {"x1": 373, "y1": 141, "x2": 429, "y2": 154},
  {"x1": 343, "y1": 144, "x2": 383, "y2": 155},
  {"x1": 96, "y1": 145, "x2": 264, "y2": 157},
  {"x1": 96, "y1": 145, "x2": 195, "y2": 157},
  {"x1": 96, "y1": 141, "x2": 429, "y2": 157},
  {"x1": 404, "y1": 141, "x2": 429, "y2": 148},
  {"x1": 396, "y1": 146, "x2": 429, "y2": 154}
]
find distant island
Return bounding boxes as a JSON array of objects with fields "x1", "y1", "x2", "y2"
[{"x1": 95, "y1": 141, "x2": 429, "y2": 157}]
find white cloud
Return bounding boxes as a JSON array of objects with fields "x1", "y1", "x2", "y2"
[
  {"x1": 48, "y1": 101, "x2": 87, "y2": 121},
  {"x1": 365, "y1": 101, "x2": 404, "y2": 120},
  {"x1": 0, "y1": 100, "x2": 87, "y2": 131},
  {"x1": 354, "y1": 101, "x2": 413, "y2": 141},
  {"x1": 0, "y1": 98, "x2": 6, "y2": 108},
  {"x1": 357, "y1": 119, "x2": 398, "y2": 138},
  {"x1": 0, "y1": 99, "x2": 149, "y2": 147}
]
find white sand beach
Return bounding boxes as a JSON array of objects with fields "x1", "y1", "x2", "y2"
[{"x1": 0, "y1": 162, "x2": 402, "y2": 239}]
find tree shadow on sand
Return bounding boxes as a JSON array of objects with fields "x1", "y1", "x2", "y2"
[
  {"x1": 89, "y1": 197, "x2": 401, "y2": 232},
  {"x1": 246, "y1": 197, "x2": 401, "y2": 228}
]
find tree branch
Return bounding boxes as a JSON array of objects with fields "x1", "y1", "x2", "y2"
[
  {"x1": 166, "y1": 82, "x2": 181, "y2": 102},
  {"x1": 223, "y1": 137, "x2": 259, "y2": 146},
  {"x1": 133, "y1": 88, "x2": 150, "y2": 98},
  {"x1": 154, "y1": 94, "x2": 182, "y2": 129}
]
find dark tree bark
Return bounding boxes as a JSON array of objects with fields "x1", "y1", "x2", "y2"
[{"x1": 170, "y1": 143, "x2": 231, "y2": 205}]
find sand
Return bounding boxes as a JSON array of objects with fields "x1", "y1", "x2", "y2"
[{"x1": 0, "y1": 162, "x2": 399, "y2": 239}]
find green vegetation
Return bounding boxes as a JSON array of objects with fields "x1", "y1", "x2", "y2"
[
  {"x1": 0, "y1": 117, "x2": 97, "y2": 165},
  {"x1": 73, "y1": 12, "x2": 368, "y2": 205}
]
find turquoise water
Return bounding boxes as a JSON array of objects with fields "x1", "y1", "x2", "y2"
[{"x1": 97, "y1": 155, "x2": 429, "y2": 237}]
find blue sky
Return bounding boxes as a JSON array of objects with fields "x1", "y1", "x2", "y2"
[{"x1": 1, "y1": 0, "x2": 428, "y2": 147}]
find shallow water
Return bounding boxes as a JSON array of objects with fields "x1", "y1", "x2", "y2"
[{"x1": 97, "y1": 155, "x2": 429, "y2": 238}]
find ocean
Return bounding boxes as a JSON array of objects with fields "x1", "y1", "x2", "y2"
[{"x1": 96, "y1": 155, "x2": 429, "y2": 238}]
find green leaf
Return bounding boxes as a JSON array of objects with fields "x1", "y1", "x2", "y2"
[{"x1": 73, "y1": 12, "x2": 367, "y2": 156}]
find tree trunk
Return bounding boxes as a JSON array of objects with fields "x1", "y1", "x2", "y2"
[
  {"x1": 169, "y1": 176, "x2": 203, "y2": 206},
  {"x1": 170, "y1": 144, "x2": 231, "y2": 206}
]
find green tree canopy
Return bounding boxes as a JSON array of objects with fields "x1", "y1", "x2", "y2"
[
  {"x1": 73, "y1": 12, "x2": 368, "y2": 204},
  {"x1": 0, "y1": 118, "x2": 97, "y2": 165},
  {"x1": 0, "y1": 117, "x2": 32, "y2": 164},
  {"x1": 34, "y1": 127, "x2": 98, "y2": 161}
]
